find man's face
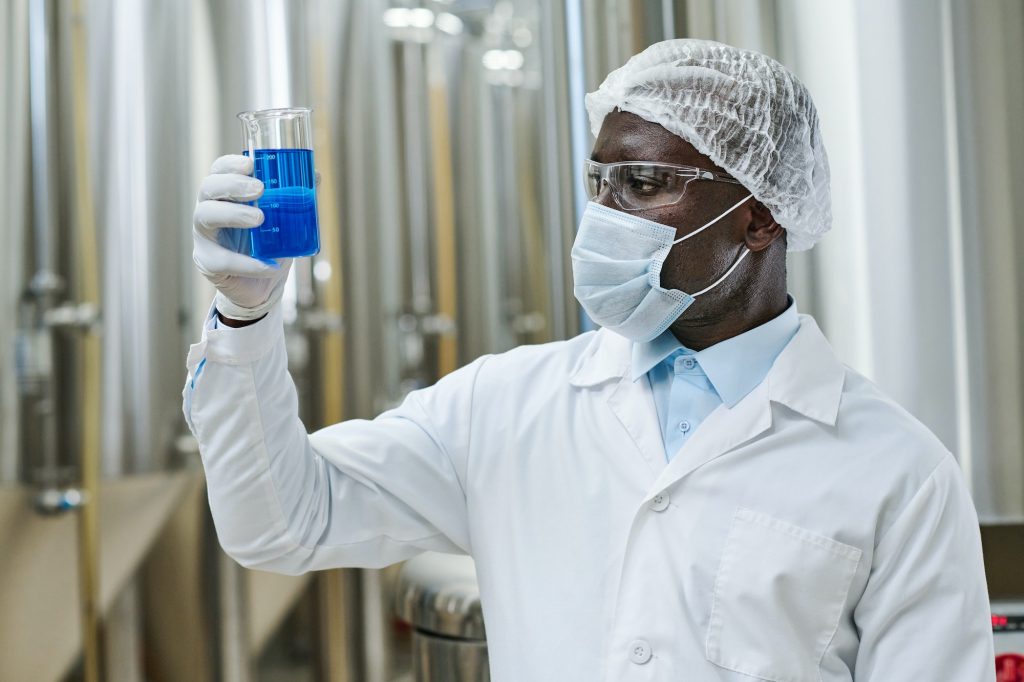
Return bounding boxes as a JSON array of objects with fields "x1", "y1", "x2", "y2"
[{"x1": 589, "y1": 110, "x2": 765, "y2": 316}]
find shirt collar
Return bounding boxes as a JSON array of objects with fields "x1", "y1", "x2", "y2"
[
  {"x1": 630, "y1": 328, "x2": 689, "y2": 379},
  {"x1": 629, "y1": 296, "x2": 801, "y2": 407},
  {"x1": 569, "y1": 307, "x2": 845, "y2": 427}
]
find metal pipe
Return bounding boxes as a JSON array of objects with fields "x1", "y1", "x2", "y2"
[
  {"x1": 475, "y1": 70, "x2": 505, "y2": 351},
  {"x1": 68, "y1": 0, "x2": 102, "y2": 678},
  {"x1": 538, "y1": 0, "x2": 571, "y2": 341},
  {"x1": 316, "y1": 569, "x2": 362, "y2": 682},
  {"x1": 25, "y1": 0, "x2": 62, "y2": 491},
  {"x1": 360, "y1": 567, "x2": 388, "y2": 682},
  {"x1": 219, "y1": 552, "x2": 252, "y2": 682},
  {"x1": 308, "y1": 0, "x2": 347, "y2": 437},
  {"x1": 662, "y1": 0, "x2": 677, "y2": 39},
  {"x1": 562, "y1": 0, "x2": 593, "y2": 333},
  {"x1": 938, "y1": 0, "x2": 974, "y2": 491},
  {"x1": 369, "y1": 0, "x2": 404, "y2": 410},
  {"x1": 202, "y1": 512, "x2": 253, "y2": 682},
  {"x1": 28, "y1": 0, "x2": 58, "y2": 282},
  {"x1": 309, "y1": 2, "x2": 357, "y2": 678},
  {"x1": 495, "y1": 84, "x2": 524, "y2": 343},
  {"x1": 0, "y1": 0, "x2": 31, "y2": 485},
  {"x1": 401, "y1": 40, "x2": 433, "y2": 317},
  {"x1": 426, "y1": 41, "x2": 458, "y2": 376},
  {"x1": 337, "y1": 0, "x2": 375, "y2": 419},
  {"x1": 396, "y1": 37, "x2": 435, "y2": 389}
]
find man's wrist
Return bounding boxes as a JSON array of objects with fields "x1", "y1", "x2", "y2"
[{"x1": 216, "y1": 310, "x2": 267, "y2": 327}]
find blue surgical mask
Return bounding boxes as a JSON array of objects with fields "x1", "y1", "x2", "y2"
[{"x1": 571, "y1": 195, "x2": 753, "y2": 342}]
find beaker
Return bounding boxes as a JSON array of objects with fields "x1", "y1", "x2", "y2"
[{"x1": 236, "y1": 107, "x2": 320, "y2": 260}]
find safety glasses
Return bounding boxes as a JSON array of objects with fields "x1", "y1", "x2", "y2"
[{"x1": 583, "y1": 160, "x2": 743, "y2": 212}]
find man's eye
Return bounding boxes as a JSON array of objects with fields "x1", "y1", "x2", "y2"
[{"x1": 625, "y1": 173, "x2": 666, "y2": 194}]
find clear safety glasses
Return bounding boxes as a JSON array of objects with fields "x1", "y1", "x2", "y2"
[{"x1": 583, "y1": 159, "x2": 744, "y2": 212}]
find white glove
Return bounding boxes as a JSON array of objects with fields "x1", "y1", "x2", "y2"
[{"x1": 192, "y1": 154, "x2": 292, "y2": 321}]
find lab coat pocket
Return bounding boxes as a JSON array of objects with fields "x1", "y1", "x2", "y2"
[{"x1": 705, "y1": 507, "x2": 861, "y2": 682}]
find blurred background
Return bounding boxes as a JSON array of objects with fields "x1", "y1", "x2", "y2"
[{"x1": 1, "y1": 0, "x2": 1022, "y2": 680}]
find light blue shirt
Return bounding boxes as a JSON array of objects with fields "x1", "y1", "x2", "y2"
[{"x1": 631, "y1": 296, "x2": 800, "y2": 461}]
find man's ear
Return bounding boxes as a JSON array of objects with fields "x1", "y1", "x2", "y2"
[{"x1": 745, "y1": 200, "x2": 785, "y2": 252}]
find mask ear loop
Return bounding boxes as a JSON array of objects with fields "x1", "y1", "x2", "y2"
[
  {"x1": 691, "y1": 247, "x2": 751, "y2": 298},
  {"x1": 672, "y1": 193, "x2": 753, "y2": 245}
]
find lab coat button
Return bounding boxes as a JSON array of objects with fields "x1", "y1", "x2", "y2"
[
  {"x1": 649, "y1": 492, "x2": 670, "y2": 512},
  {"x1": 628, "y1": 639, "x2": 652, "y2": 664}
]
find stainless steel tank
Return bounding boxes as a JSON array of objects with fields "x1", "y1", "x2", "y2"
[{"x1": 396, "y1": 553, "x2": 489, "y2": 682}]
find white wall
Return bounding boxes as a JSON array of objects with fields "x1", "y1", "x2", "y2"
[{"x1": 775, "y1": 0, "x2": 1024, "y2": 521}]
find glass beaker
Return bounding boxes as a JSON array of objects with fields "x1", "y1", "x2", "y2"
[{"x1": 237, "y1": 107, "x2": 321, "y2": 260}]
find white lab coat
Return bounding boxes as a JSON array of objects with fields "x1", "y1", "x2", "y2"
[{"x1": 183, "y1": 304, "x2": 995, "y2": 682}]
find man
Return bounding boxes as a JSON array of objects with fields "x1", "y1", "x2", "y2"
[{"x1": 185, "y1": 39, "x2": 994, "y2": 680}]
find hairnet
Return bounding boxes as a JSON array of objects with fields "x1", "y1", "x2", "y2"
[{"x1": 585, "y1": 39, "x2": 831, "y2": 252}]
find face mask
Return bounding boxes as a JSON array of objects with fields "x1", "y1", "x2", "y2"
[{"x1": 571, "y1": 194, "x2": 753, "y2": 342}]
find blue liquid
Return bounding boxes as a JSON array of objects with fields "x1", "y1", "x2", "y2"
[{"x1": 244, "y1": 148, "x2": 320, "y2": 259}]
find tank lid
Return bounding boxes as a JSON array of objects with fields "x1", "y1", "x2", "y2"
[{"x1": 394, "y1": 553, "x2": 486, "y2": 640}]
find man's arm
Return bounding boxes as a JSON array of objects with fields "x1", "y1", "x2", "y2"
[
  {"x1": 184, "y1": 303, "x2": 481, "y2": 574},
  {"x1": 852, "y1": 455, "x2": 995, "y2": 680}
]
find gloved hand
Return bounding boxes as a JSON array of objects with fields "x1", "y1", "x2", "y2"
[{"x1": 192, "y1": 154, "x2": 292, "y2": 321}]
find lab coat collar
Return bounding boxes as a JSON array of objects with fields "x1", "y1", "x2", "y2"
[
  {"x1": 765, "y1": 314, "x2": 846, "y2": 427},
  {"x1": 645, "y1": 314, "x2": 845, "y2": 501},
  {"x1": 569, "y1": 315, "x2": 845, "y2": 427},
  {"x1": 568, "y1": 328, "x2": 632, "y2": 388}
]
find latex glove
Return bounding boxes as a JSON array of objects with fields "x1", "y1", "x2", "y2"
[{"x1": 192, "y1": 154, "x2": 292, "y2": 321}]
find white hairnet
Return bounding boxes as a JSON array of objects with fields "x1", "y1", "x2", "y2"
[{"x1": 585, "y1": 39, "x2": 831, "y2": 252}]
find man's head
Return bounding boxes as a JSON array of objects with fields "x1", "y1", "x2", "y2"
[
  {"x1": 585, "y1": 39, "x2": 831, "y2": 252},
  {"x1": 590, "y1": 110, "x2": 786, "y2": 328},
  {"x1": 580, "y1": 39, "x2": 830, "y2": 339}
]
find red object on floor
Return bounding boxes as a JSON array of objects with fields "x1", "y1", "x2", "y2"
[{"x1": 997, "y1": 653, "x2": 1024, "y2": 682}]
